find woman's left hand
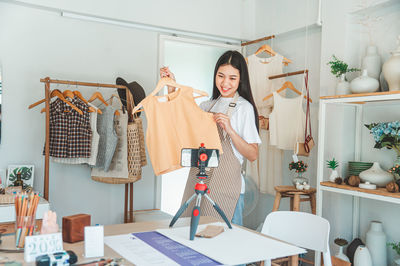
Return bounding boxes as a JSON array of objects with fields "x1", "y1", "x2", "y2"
[{"x1": 213, "y1": 113, "x2": 234, "y2": 135}]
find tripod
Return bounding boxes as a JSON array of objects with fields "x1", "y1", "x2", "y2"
[{"x1": 169, "y1": 146, "x2": 232, "y2": 240}]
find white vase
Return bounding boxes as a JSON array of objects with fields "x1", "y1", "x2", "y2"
[
  {"x1": 395, "y1": 258, "x2": 400, "y2": 266},
  {"x1": 366, "y1": 221, "x2": 387, "y2": 266},
  {"x1": 383, "y1": 35, "x2": 400, "y2": 91},
  {"x1": 359, "y1": 162, "x2": 394, "y2": 187},
  {"x1": 362, "y1": 45, "x2": 382, "y2": 80},
  {"x1": 354, "y1": 245, "x2": 373, "y2": 266},
  {"x1": 335, "y1": 246, "x2": 350, "y2": 262},
  {"x1": 329, "y1": 169, "x2": 339, "y2": 182},
  {"x1": 350, "y1": 69, "x2": 379, "y2": 94},
  {"x1": 336, "y1": 74, "x2": 351, "y2": 95}
]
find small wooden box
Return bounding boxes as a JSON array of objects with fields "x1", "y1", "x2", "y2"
[{"x1": 62, "y1": 214, "x2": 91, "y2": 243}]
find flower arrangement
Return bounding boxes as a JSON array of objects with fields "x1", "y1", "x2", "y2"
[
  {"x1": 327, "y1": 55, "x2": 360, "y2": 79},
  {"x1": 365, "y1": 121, "x2": 400, "y2": 154},
  {"x1": 326, "y1": 158, "x2": 339, "y2": 170},
  {"x1": 289, "y1": 161, "x2": 308, "y2": 173},
  {"x1": 388, "y1": 165, "x2": 400, "y2": 175}
]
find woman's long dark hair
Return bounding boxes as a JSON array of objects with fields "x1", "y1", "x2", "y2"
[{"x1": 212, "y1": 50, "x2": 259, "y2": 132}]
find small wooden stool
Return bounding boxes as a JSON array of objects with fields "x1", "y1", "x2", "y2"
[{"x1": 272, "y1": 186, "x2": 316, "y2": 214}]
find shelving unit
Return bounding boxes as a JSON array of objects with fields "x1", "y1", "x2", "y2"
[{"x1": 316, "y1": 91, "x2": 400, "y2": 243}]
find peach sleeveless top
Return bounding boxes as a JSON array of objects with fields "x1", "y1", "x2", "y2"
[{"x1": 141, "y1": 87, "x2": 222, "y2": 176}]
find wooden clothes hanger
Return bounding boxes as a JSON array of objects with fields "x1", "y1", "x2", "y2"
[
  {"x1": 262, "y1": 81, "x2": 312, "y2": 103},
  {"x1": 132, "y1": 77, "x2": 209, "y2": 114},
  {"x1": 106, "y1": 94, "x2": 123, "y2": 116},
  {"x1": 73, "y1": 90, "x2": 102, "y2": 114},
  {"x1": 254, "y1": 44, "x2": 292, "y2": 66},
  {"x1": 88, "y1": 91, "x2": 120, "y2": 115},
  {"x1": 29, "y1": 89, "x2": 83, "y2": 115}
]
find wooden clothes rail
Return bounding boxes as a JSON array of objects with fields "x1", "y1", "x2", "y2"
[
  {"x1": 241, "y1": 34, "x2": 275, "y2": 46},
  {"x1": 269, "y1": 69, "x2": 308, "y2": 80},
  {"x1": 40, "y1": 77, "x2": 128, "y2": 201}
]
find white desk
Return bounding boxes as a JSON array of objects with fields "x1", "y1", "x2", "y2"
[{"x1": 0, "y1": 217, "x2": 305, "y2": 265}]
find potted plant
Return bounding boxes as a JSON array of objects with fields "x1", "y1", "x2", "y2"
[
  {"x1": 327, "y1": 55, "x2": 360, "y2": 95},
  {"x1": 387, "y1": 241, "x2": 400, "y2": 265},
  {"x1": 327, "y1": 158, "x2": 339, "y2": 182},
  {"x1": 289, "y1": 161, "x2": 308, "y2": 186}
]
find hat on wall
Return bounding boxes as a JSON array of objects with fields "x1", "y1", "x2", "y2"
[{"x1": 116, "y1": 77, "x2": 146, "y2": 116}]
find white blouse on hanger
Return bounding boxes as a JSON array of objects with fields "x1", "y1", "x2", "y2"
[{"x1": 269, "y1": 92, "x2": 305, "y2": 150}]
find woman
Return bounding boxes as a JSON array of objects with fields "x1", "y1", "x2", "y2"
[{"x1": 161, "y1": 50, "x2": 261, "y2": 226}]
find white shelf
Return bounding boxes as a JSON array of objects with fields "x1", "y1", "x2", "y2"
[
  {"x1": 0, "y1": 198, "x2": 50, "y2": 223},
  {"x1": 320, "y1": 91, "x2": 400, "y2": 104},
  {"x1": 319, "y1": 182, "x2": 400, "y2": 204},
  {"x1": 350, "y1": 0, "x2": 400, "y2": 16}
]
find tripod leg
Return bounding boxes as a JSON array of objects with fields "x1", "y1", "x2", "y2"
[
  {"x1": 169, "y1": 194, "x2": 197, "y2": 227},
  {"x1": 204, "y1": 194, "x2": 232, "y2": 229},
  {"x1": 190, "y1": 194, "x2": 202, "y2": 240}
]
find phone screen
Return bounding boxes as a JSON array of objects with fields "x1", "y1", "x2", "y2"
[{"x1": 181, "y1": 148, "x2": 219, "y2": 168}]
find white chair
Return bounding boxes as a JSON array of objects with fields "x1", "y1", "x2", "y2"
[{"x1": 261, "y1": 211, "x2": 332, "y2": 266}]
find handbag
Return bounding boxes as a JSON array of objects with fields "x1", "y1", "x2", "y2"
[
  {"x1": 127, "y1": 91, "x2": 147, "y2": 178},
  {"x1": 295, "y1": 72, "x2": 315, "y2": 157}
]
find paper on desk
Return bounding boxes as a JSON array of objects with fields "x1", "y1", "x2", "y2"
[
  {"x1": 104, "y1": 234, "x2": 178, "y2": 266},
  {"x1": 157, "y1": 222, "x2": 306, "y2": 266}
]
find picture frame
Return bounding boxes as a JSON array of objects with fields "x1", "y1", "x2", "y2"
[{"x1": 6, "y1": 165, "x2": 35, "y2": 189}]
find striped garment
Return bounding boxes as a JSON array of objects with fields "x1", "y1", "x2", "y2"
[
  {"x1": 180, "y1": 124, "x2": 242, "y2": 222},
  {"x1": 46, "y1": 97, "x2": 92, "y2": 158}
]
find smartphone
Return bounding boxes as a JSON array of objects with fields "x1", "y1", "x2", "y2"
[{"x1": 181, "y1": 148, "x2": 219, "y2": 168}]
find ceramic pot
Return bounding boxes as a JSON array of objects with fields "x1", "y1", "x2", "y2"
[
  {"x1": 335, "y1": 246, "x2": 350, "y2": 262},
  {"x1": 354, "y1": 245, "x2": 372, "y2": 266},
  {"x1": 292, "y1": 172, "x2": 309, "y2": 186},
  {"x1": 362, "y1": 45, "x2": 382, "y2": 80},
  {"x1": 383, "y1": 36, "x2": 400, "y2": 91},
  {"x1": 329, "y1": 169, "x2": 339, "y2": 182},
  {"x1": 359, "y1": 162, "x2": 394, "y2": 187},
  {"x1": 350, "y1": 69, "x2": 379, "y2": 94},
  {"x1": 366, "y1": 221, "x2": 387, "y2": 266},
  {"x1": 336, "y1": 74, "x2": 351, "y2": 95}
]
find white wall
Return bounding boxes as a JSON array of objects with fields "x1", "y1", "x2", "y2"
[
  {"x1": 4, "y1": 0, "x2": 255, "y2": 40},
  {"x1": 0, "y1": 0, "x2": 256, "y2": 225}
]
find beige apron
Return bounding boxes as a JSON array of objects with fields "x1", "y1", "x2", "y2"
[{"x1": 180, "y1": 94, "x2": 242, "y2": 221}]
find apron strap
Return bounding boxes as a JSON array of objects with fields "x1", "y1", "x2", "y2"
[{"x1": 206, "y1": 93, "x2": 239, "y2": 139}]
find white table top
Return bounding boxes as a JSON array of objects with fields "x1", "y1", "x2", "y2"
[{"x1": 0, "y1": 217, "x2": 305, "y2": 265}]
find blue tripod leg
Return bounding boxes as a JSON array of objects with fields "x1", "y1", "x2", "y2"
[
  {"x1": 204, "y1": 194, "x2": 232, "y2": 229},
  {"x1": 169, "y1": 194, "x2": 197, "y2": 227},
  {"x1": 190, "y1": 194, "x2": 202, "y2": 240}
]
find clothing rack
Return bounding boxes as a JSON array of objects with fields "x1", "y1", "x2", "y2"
[
  {"x1": 268, "y1": 69, "x2": 308, "y2": 80},
  {"x1": 241, "y1": 34, "x2": 275, "y2": 46},
  {"x1": 40, "y1": 77, "x2": 129, "y2": 201}
]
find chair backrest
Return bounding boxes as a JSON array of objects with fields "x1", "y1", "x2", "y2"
[{"x1": 262, "y1": 211, "x2": 330, "y2": 253}]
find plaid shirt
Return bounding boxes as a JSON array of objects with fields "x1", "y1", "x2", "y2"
[{"x1": 46, "y1": 97, "x2": 92, "y2": 158}]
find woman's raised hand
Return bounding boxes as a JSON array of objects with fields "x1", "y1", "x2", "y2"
[{"x1": 160, "y1": 67, "x2": 176, "y2": 93}]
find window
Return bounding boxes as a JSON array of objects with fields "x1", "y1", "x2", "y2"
[{"x1": 157, "y1": 35, "x2": 239, "y2": 215}]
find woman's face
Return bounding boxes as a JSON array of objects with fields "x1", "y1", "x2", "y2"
[{"x1": 215, "y1": 64, "x2": 240, "y2": 98}]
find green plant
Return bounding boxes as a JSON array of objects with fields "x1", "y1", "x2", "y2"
[
  {"x1": 326, "y1": 158, "x2": 339, "y2": 170},
  {"x1": 289, "y1": 161, "x2": 308, "y2": 173},
  {"x1": 388, "y1": 241, "x2": 400, "y2": 256},
  {"x1": 327, "y1": 55, "x2": 360, "y2": 79}
]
